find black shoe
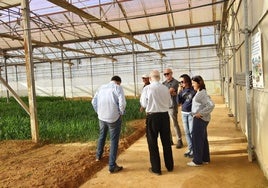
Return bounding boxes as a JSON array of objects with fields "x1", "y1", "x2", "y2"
[
  {"x1": 176, "y1": 140, "x2": 183, "y2": 149},
  {"x1": 148, "y1": 167, "x2": 161, "y2": 175},
  {"x1": 167, "y1": 168, "x2": 173, "y2": 172},
  {"x1": 188, "y1": 153, "x2": 194, "y2": 158},
  {"x1": 184, "y1": 150, "x2": 193, "y2": 158},
  {"x1": 109, "y1": 165, "x2": 123, "y2": 174},
  {"x1": 184, "y1": 151, "x2": 190, "y2": 157}
]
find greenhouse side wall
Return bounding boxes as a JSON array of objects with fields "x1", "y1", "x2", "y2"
[
  {"x1": 1, "y1": 48, "x2": 221, "y2": 98},
  {"x1": 223, "y1": 0, "x2": 268, "y2": 179}
]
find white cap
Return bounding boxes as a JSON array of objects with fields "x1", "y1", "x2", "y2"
[{"x1": 142, "y1": 74, "x2": 149, "y2": 78}]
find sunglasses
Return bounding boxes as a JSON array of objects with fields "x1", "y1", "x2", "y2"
[
  {"x1": 179, "y1": 81, "x2": 184, "y2": 84},
  {"x1": 164, "y1": 72, "x2": 171, "y2": 76}
]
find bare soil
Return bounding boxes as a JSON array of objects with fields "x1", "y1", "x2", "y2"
[{"x1": 0, "y1": 120, "x2": 145, "y2": 187}]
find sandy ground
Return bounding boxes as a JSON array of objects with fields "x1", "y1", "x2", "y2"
[
  {"x1": 80, "y1": 96, "x2": 268, "y2": 188},
  {"x1": 1, "y1": 96, "x2": 268, "y2": 187}
]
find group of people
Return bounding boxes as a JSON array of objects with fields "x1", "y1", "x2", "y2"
[{"x1": 91, "y1": 68, "x2": 215, "y2": 175}]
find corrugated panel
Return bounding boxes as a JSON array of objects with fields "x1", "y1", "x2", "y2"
[
  {"x1": 0, "y1": 0, "x2": 225, "y2": 64},
  {"x1": 0, "y1": 0, "x2": 20, "y2": 8}
]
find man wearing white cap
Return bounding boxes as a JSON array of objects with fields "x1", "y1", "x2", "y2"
[
  {"x1": 140, "y1": 74, "x2": 150, "y2": 112},
  {"x1": 142, "y1": 74, "x2": 150, "y2": 88}
]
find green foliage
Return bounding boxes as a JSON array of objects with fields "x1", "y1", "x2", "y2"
[{"x1": 0, "y1": 97, "x2": 145, "y2": 143}]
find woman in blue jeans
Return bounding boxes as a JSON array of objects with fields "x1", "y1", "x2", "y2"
[
  {"x1": 187, "y1": 75, "x2": 215, "y2": 167},
  {"x1": 178, "y1": 74, "x2": 196, "y2": 158}
]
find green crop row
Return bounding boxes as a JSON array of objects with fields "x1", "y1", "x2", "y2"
[{"x1": 0, "y1": 97, "x2": 145, "y2": 143}]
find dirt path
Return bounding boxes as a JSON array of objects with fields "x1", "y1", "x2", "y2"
[
  {"x1": 0, "y1": 96, "x2": 268, "y2": 187},
  {"x1": 80, "y1": 96, "x2": 268, "y2": 188}
]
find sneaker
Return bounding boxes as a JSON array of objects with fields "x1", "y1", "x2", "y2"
[
  {"x1": 187, "y1": 161, "x2": 201, "y2": 167},
  {"x1": 95, "y1": 156, "x2": 101, "y2": 162},
  {"x1": 176, "y1": 140, "x2": 183, "y2": 149},
  {"x1": 148, "y1": 167, "x2": 161, "y2": 175},
  {"x1": 109, "y1": 165, "x2": 123, "y2": 174},
  {"x1": 203, "y1": 161, "x2": 210, "y2": 165}
]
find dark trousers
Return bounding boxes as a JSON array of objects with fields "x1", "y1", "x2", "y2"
[
  {"x1": 146, "y1": 112, "x2": 174, "y2": 173},
  {"x1": 192, "y1": 117, "x2": 210, "y2": 164}
]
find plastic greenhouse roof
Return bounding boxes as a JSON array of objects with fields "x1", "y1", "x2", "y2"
[{"x1": 0, "y1": 0, "x2": 228, "y2": 65}]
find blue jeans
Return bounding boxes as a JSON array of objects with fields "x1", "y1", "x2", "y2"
[
  {"x1": 96, "y1": 117, "x2": 122, "y2": 171},
  {"x1": 181, "y1": 112, "x2": 193, "y2": 152}
]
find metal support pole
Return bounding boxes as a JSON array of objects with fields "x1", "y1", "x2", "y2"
[
  {"x1": 243, "y1": 0, "x2": 253, "y2": 162},
  {"x1": 112, "y1": 60, "x2": 115, "y2": 76},
  {"x1": 232, "y1": 7, "x2": 238, "y2": 127},
  {"x1": 50, "y1": 62, "x2": 54, "y2": 95},
  {"x1": 225, "y1": 41, "x2": 230, "y2": 109},
  {"x1": 219, "y1": 55, "x2": 224, "y2": 96},
  {"x1": 161, "y1": 57, "x2": 164, "y2": 80},
  {"x1": 15, "y1": 65, "x2": 19, "y2": 91},
  {"x1": 188, "y1": 48, "x2": 192, "y2": 76},
  {"x1": 60, "y1": 45, "x2": 66, "y2": 99},
  {"x1": 3, "y1": 54, "x2": 10, "y2": 102},
  {"x1": 69, "y1": 63, "x2": 73, "y2": 98},
  {"x1": 223, "y1": 34, "x2": 231, "y2": 113},
  {"x1": 21, "y1": 0, "x2": 39, "y2": 143},
  {"x1": 132, "y1": 41, "x2": 137, "y2": 97},
  {"x1": 90, "y1": 58, "x2": 94, "y2": 98}
]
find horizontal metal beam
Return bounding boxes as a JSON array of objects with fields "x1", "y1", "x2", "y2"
[
  {"x1": 47, "y1": 0, "x2": 165, "y2": 57},
  {"x1": 2, "y1": 44, "x2": 217, "y2": 66},
  {"x1": 89, "y1": 21, "x2": 221, "y2": 41},
  {"x1": 2, "y1": 21, "x2": 219, "y2": 52},
  {"x1": 0, "y1": 33, "x2": 117, "y2": 62}
]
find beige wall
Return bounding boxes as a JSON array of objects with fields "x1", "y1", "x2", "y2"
[{"x1": 222, "y1": 0, "x2": 268, "y2": 179}]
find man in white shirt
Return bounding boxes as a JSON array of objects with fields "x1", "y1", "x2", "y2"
[
  {"x1": 140, "y1": 70, "x2": 174, "y2": 175},
  {"x1": 92, "y1": 75, "x2": 126, "y2": 173}
]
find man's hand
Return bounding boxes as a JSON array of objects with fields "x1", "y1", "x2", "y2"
[
  {"x1": 178, "y1": 84, "x2": 183, "y2": 93},
  {"x1": 140, "y1": 107, "x2": 145, "y2": 112},
  {"x1": 169, "y1": 88, "x2": 177, "y2": 96}
]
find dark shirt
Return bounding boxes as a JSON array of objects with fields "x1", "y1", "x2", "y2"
[
  {"x1": 143, "y1": 83, "x2": 150, "y2": 88},
  {"x1": 162, "y1": 78, "x2": 179, "y2": 107},
  {"x1": 178, "y1": 87, "x2": 196, "y2": 112}
]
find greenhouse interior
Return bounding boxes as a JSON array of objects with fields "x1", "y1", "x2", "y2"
[{"x1": 0, "y1": 0, "x2": 268, "y2": 185}]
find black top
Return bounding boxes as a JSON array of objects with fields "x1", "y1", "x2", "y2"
[
  {"x1": 163, "y1": 78, "x2": 179, "y2": 107},
  {"x1": 177, "y1": 87, "x2": 196, "y2": 112}
]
